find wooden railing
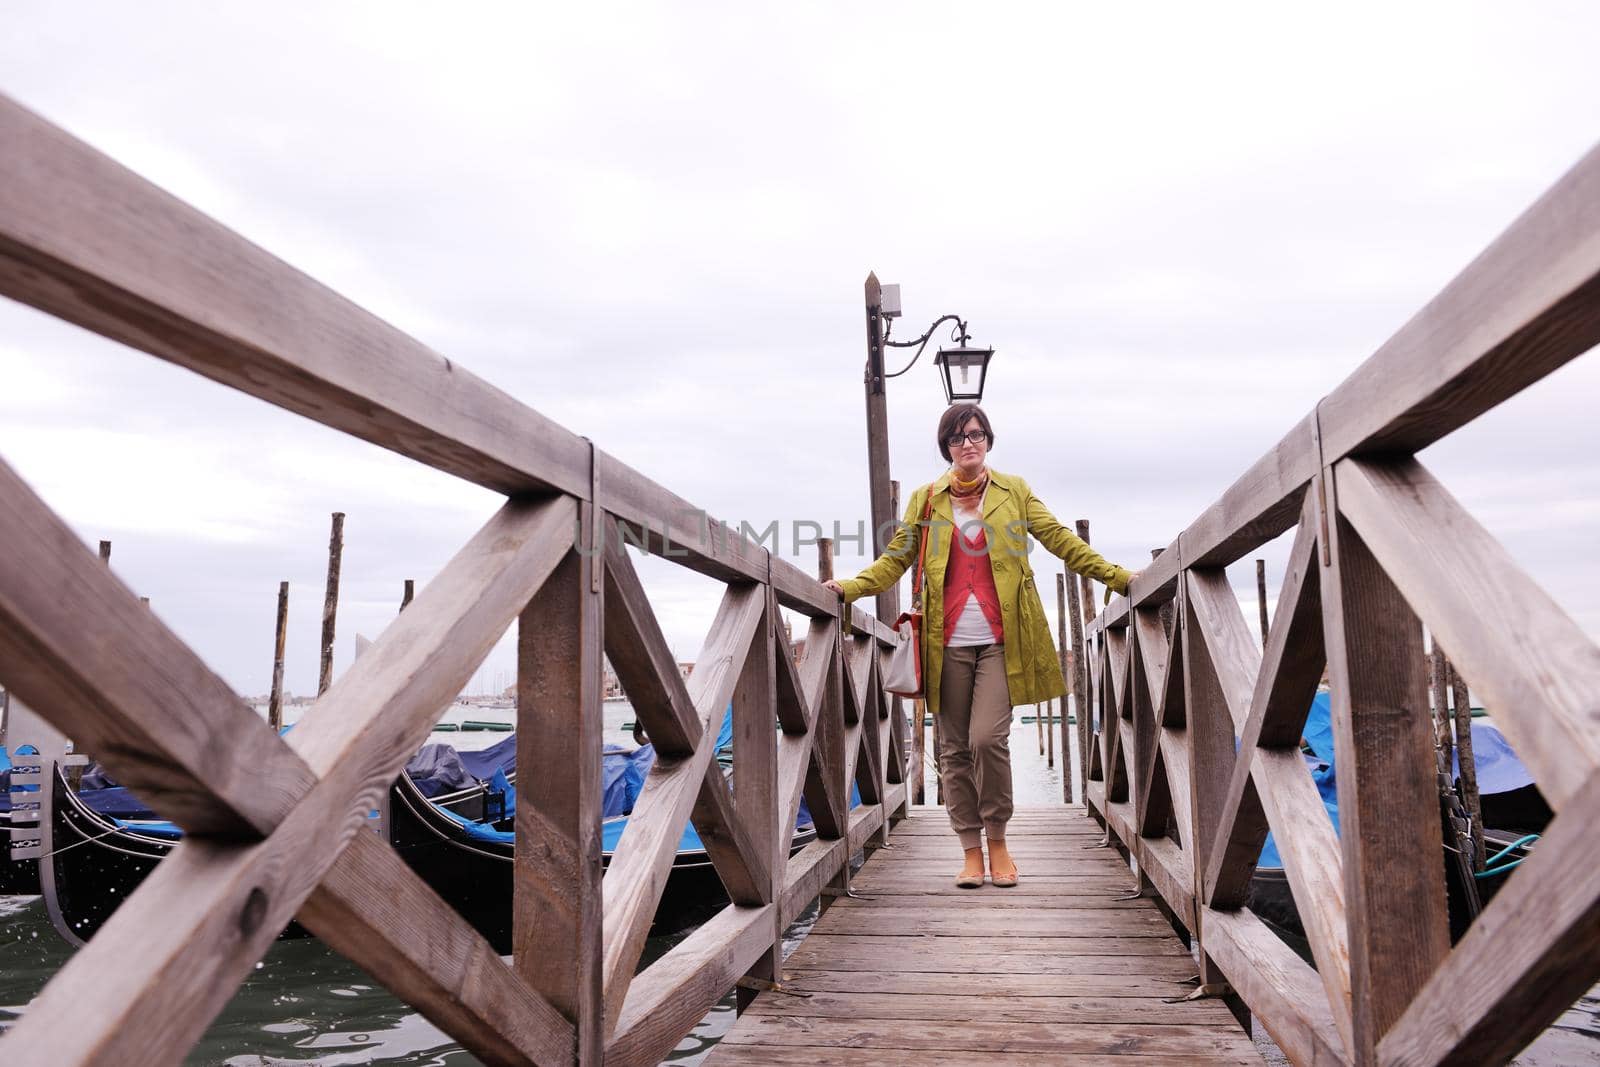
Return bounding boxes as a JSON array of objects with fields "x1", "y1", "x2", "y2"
[
  {"x1": 1081, "y1": 140, "x2": 1600, "y2": 1065},
  {"x1": 0, "y1": 95, "x2": 910, "y2": 1066}
]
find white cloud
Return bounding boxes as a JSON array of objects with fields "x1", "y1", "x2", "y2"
[{"x1": 1, "y1": 1, "x2": 1597, "y2": 696}]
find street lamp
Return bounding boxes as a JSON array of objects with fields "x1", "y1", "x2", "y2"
[
  {"x1": 860, "y1": 273, "x2": 996, "y2": 608},
  {"x1": 933, "y1": 336, "x2": 994, "y2": 405},
  {"x1": 876, "y1": 307, "x2": 994, "y2": 405}
]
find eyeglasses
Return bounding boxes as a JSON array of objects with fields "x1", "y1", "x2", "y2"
[{"x1": 946, "y1": 430, "x2": 989, "y2": 448}]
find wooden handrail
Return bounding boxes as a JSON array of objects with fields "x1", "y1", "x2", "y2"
[
  {"x1": 0, "y1": 94, "x2": 894, "y2": 646},
  {"x1": 1079, "y1": 137, "x2": 1600, "y2": 1066},
  {"x1": 0, "y1": 93, "x2": 913, "y2": 1067}
]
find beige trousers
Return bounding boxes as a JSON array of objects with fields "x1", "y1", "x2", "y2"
[{"x1": 938, "y1": 642, "x2": 1013, "y2": 850}]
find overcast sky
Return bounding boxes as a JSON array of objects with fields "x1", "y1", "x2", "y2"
[{"x1": 2, "y1": 4, "x2": 1597, "y2": 700}]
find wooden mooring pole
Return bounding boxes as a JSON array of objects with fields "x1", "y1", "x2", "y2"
[
  {"x1": 1256, "y1": 558, "x2": 1269, "y2": 644},
  {"x1": 401, "y1": 578, "x2": 415, "y2": 611},
  {"x1": 98, "y1": 539, "x2": 111, "y2": 564},
  {"x1": 268, "y1": 581, "x2": 289, "y2": 732},
  {"x1": 1429, "y1": 639, "x2": 1453, "y2": 769},
  {"x1": 1450, "y1": 662, "x2": 1484, "y2": 869},
  {"x1": 319, "y1": 512, "x2": 344, "y2": 697}
]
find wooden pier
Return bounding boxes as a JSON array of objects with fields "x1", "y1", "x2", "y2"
[
  {"x1": 2, "y1": 89, "x2": 1600, "y2": 1066},
  {"x1": 708, "y1": 805, "x2": 1261, "y2": 1065}
]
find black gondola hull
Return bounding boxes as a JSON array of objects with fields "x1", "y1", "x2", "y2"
[
  {"x1": 44, "y1": 767, "x2": 812, "y2": 952},
  {"x1": 388, "y1": 772, "x2": 816, "y2": 954}
]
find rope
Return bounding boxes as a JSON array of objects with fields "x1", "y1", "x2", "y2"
[{"x1": 1474, "y1": 833, "x2": 1540, "y2": 879}]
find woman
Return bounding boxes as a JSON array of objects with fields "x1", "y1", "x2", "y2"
[{"x1": 824, "y1": 404, "x2": 1136, "y2": 888}]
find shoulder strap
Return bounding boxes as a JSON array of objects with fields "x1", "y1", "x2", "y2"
[{"x1": 911, "y1": 484, "x2": 935, "y2": 612}]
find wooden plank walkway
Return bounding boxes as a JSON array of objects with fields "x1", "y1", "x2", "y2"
[{"x1": 705, "y1": 805, "x2": 1263, "y2": 1065}]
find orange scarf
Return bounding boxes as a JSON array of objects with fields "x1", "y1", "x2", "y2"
[{"x1": 949, "y1": 465, "x2": 989, "y2": 500}]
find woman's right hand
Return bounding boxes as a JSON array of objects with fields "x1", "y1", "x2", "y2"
[{"x1": 822, "y1": 579, "x2": 844, "y2": 596}]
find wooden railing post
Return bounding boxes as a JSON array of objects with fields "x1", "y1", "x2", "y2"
[
  {"x1": 515, "y1": 500, "x2": 605, "y2": 1064},
  {"x1": 1319, "y1": 469, "x2": 1449, "y2": 1062},
  {"x1": 1066, "y1": 565, "x2": 1090, "y2": 799},
  {"x1": 1179, "y1": 569, "x2": 1238, "y2": 988},
  {"x1": 734, "y1": 583, "x2": 780, "y2": 1011}
]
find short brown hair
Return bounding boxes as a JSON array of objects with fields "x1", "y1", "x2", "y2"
[{"x1": 937, "y1": 404, "x2": 994, "y2": 462}]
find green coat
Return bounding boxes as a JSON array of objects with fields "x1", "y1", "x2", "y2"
[{"x1": 838, "y1": 468, "x2": 1132, "y2": 719}]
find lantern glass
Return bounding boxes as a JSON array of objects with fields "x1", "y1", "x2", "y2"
[{"x1": 935, "y1": 345, "x2": 994, "y2": 404}]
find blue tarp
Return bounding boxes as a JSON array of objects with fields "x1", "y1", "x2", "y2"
[
  {"x1": 460, "y1": 735, "x2": 517, "y2": 782},
  {"x1": 1454, "y1": 720, "x2": 1532, "y2": 795},
  {"x1": 601, "y1": 744, "x2": 652, "y2": 818},
  {"x1": 405, "y1": 743, "x2": 475, "y2": 798},
  {"x1": 1257, "y1": 693, "x2": 1532, "y2": 868}
]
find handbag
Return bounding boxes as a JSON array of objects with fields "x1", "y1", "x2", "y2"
[{"x1": 882, "y1": 487, "x2": 935, "y2": 697}]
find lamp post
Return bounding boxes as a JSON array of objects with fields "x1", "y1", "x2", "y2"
[{"x1": 860, "y1": 273, "x2": 993, "y2": 623}]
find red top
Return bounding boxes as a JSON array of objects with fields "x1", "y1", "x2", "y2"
[{"x1": 943, "y1": 524, "x2": 1005, "y2": 644}]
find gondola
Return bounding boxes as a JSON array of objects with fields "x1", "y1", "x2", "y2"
[
  {"x1": 389, "y1": 757, "x2": 821, "y2": 952},
  {"x1": 41, "y1": 757, "x2": 487, "y2": 946},
  {"x1": 385, "y1": 714, "x2": 828, "y2": 952},
  {"x1": 38, "y1": 714, "x2": 826, "y2": 950}
]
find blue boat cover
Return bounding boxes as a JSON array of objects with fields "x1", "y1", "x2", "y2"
[
  {"x1": 1453, "y1": 720, "x2": 1533, "y2": 795},
  {"x1": 1257, "y1": 693, "x2": 1532, "y2": 868},
  {"x1": 404, "y1": 743, "x2": 475, "y2": 798},
  {"x1": 460, "y1": 735, "x2": 517, "y2": 782}
]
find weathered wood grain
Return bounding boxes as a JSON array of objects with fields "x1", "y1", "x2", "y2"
[
  {"x1": 602, "y1": 534, "x2": 700, "y2": 756},
  {"x1": 714, "y1": 804, "x2": 1259, "y2": 1060},
  {"x1": 608, "y1": 903, "x2": 775, "y2": 1067},
  {"x1": 514, "y1": 517, "x2": 606, "y2": 1064},
  {"x1": 798, "y1": 912, "x2": 1182, "y2": 940},
  {"x1": 1334, "y1": 455, "x2": 1600, "y2": 809},
  {"x1": 718, "y1": 1017, "x2": 1256, "y2": 1057},
  {"x1": 708, "y1": 1046, "x2": 1258, "y2": 1067},
  {"x1": 780, "y1": 967, "x2": 1202, "y2": 999},
  {"x1": 1180, "y1": 574, "x2": 1240, "y2": 893},
  {"x1": 1379, "y1": 768, "x2": 1600, "y2": 1066},
  {"x1": 1321, "y1": 495, "x2": 1448, "y2": 1059},
  {"x1": 299, "y1": 830, "x2": 575, "y2": 1066},
  {"x1": 1203, "y1": 512, "x2": 1333, "y2": 890},
  {"x1": 1203, "y1": 906, "x2": 1347, "y2": 1066},
  {"x1": 4, "y1": 497, "x2": 578, "y2": 1067},
  {"x1": 743, "y1": 989, "x2": 1238, "y2": 1025},
  {"x1": 600, "y1": 582, "x2": 764, "y2": 1031},
  {"x1": 732, "y1": 585, "x2": 782, "y2": 1008}
]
